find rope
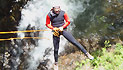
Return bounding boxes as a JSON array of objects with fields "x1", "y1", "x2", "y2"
[
  {"x1": 53, "y1": 30, "x2": 63, "y2": 37},
  {"x1": 0, "y1": 37, "x2": 50, "y2": 41},
  {"x1": 0, "y1": 30, "x2": 50, "y2": 41},
  {"x1": 53, "y1": 30, "x2": 60, "y2": 37},
  {"x1": 0, "y1": 30, "x2": 49, "y2": 34}
]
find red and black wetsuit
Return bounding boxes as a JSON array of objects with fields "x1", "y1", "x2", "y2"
[
  {"x1": 46, "y1": 10, "x2": 70, "y2": 29},
  {"x1": 46, "y1": 10, "x2": 87, "y2": 62}
]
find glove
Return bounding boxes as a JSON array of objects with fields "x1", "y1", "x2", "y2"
[
  {"x1": 53, "y1": 27, "x2": 60, "y2": 31},
  {"x1": 59, "y1": 27, "x2": 63, "y2": 31}
]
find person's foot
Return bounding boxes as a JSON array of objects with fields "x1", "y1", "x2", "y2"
[
  {"x1": 54, "y1": 62, "x2": 58, "y2": 70},
  {"x1": 86, "y1": 52, "x2": 94, "y2": 60}
]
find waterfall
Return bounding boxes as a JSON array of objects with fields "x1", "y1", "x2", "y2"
[{"x1": 17, "y1": 0, "x2": 87, "y2": 69}]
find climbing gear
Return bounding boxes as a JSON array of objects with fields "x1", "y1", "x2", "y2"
[
  {"x1": 53, "y1": 6, "x2": 60, "y2": 8},
  {"x1": 53, "y1": 27, "x2": 63, "y2": 37},
  {"x1": 53, "y1": 27, "x2": 60, "y2": 37},
  {"x1": 52, "y1": 3, "x2": 60, "y2": 8},
  {"x1": 0, "y1": 30, "x2": 49, "y2": 34},
  {"x1": 53, "y1": 27, "x2": 60, "y2": 31},
  {"x1": 86, "y1": 52, "x2": 94, "y2": 60},
  {"x1": 0, "y1": 29, "x2": 50, "y2": 41},
  {"x1": 53, "y1": 30, "x2": 60, "y2": 37},
  {"x1": 53, "y1": 6, "x2": 60, "y2": 11},
  {"x1": 0, "y1": 37, "x2": 50, "y2": 41}
]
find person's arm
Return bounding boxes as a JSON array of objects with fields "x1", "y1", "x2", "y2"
[
  {"x1": 62, "y1": 13, "x2": 70, "y2": 28},
  {"x1": 46, "y1": 14, "x2": 54, "y2": 30}
]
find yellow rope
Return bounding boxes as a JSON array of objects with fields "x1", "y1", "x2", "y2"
[
  {"x1": 53, "y1": 30, "x2": 63, "y2": 37},
  {"x1": 0, "y1": 30, "x2": 49, "y2": 34},
  {"x1": 0, "y1": 30, "x2": 50, "y2": 41},
  {"x1": 0, "y1": 37, "x2": 50, "y2": 41},
  {"x1": 53, "y1": 30, "x2": 60, "y2": 37}
]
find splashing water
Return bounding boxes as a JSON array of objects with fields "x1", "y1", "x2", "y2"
[{"x1": 18, "y1": 0, "x2": 87, "y2": 69}]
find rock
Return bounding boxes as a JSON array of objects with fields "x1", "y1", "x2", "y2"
[{"x1": 59, "y1": 51, "x2": 87, "y2": 70}]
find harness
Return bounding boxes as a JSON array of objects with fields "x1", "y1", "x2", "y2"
[{"x1": 53, "y1": 29, "x2": 63, "y2": 37}]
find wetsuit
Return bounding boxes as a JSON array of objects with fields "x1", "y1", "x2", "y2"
[{"x1": 46, "y1": 10, "x2": 87, "y2": 62}]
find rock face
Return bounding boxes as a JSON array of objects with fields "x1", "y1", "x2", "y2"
[
  {"x1": 0, "y1": 0, "x2": 30, "y2": 39},
  {"x1": 59, "y1": 51, "x2": 87, "y2": 70},
  {"x1": 0, "y1": 0, "x2": 30, "y2": 69}
]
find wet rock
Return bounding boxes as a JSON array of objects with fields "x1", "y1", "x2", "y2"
[
  {"x1": 0, "y1": 0, "x2": 31, "y2": 69},
  {"x1": 59, "y1": 51, "x2": 87, "y2": 70}
]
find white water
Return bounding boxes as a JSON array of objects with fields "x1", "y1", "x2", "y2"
[{"x1": 18, "y1": 0, "x2": 86, "y2": 69}]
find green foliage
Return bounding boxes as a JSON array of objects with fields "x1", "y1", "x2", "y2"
[
  {"x1": 104, "y1": 40, "x2": 111, "y2": 48},
  {"x1": 75, "y1": 59, "x2": 90, "y2": 70},
  {"x1": 99, "y1": 16, "x2": 106, "y2": 23},
  {"x1": 75, "y1": 42, "x2": 123, "y2": 70}
]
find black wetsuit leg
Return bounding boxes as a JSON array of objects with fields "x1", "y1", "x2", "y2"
[
  {"x1": 62, "y1": 30, "x2": 87, "y2": 54},
  {"x1": 53, "y1": 35, "x2": 60, "y2": 62},
  {"x1": 53, "y1": 30, "x2": 87, "y2": 62}
]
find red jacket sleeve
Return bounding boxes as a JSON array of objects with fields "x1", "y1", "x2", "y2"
[
  {"x1": 63, "y1": 13, "x2": 70, "y2": 28},
  {"x1": 46, "y1": 14, "x2": 54, "y2": 30}
]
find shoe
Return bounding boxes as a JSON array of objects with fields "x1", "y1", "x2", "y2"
[
  {"x1": 86, "y1": 52, "x2": 94, "y2": 60},
  {"x1": 54, "y1": 62, "x2": 58, "y2": 70}
]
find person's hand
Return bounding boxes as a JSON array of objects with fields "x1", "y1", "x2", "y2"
[
  {"x1": 53, "y1": 27, "x2": 60, "y2": 31},
  {"x1": 59, "y1": 27, "x2": 63, "y2": 31}
]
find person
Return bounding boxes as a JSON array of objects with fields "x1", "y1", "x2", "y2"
[{"x1": 46, "y1": 6, "x2": 94, "y2": 69}]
